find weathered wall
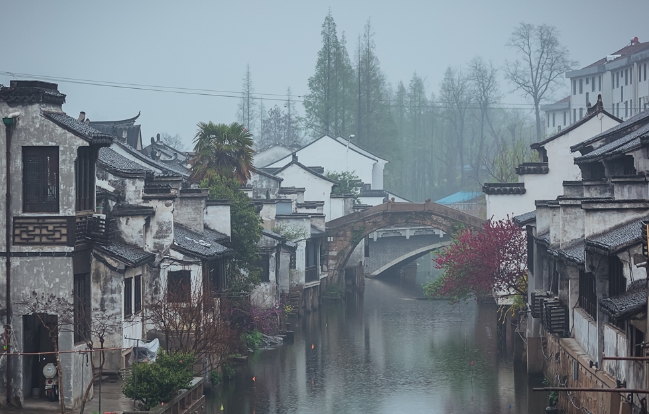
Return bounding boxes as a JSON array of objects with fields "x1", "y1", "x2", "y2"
[
  {"x1": 542, "y1": 333, "x2": 620, "y2": 414},
  {"x1": 249, "y1": 172, "x2": 281, "y2": 199},
  {"x1": 573, "y1": 308, "x2": 598, "y2": 361},
  {"x1": 204, "y1": 202, "x2": 231, "y2": 238},
  {"x1": 144, "y1": 196, "x2": 175, "y2": 254},
  {"x1": 174, "y1": 191, "x2": 206, "y2": 232}
]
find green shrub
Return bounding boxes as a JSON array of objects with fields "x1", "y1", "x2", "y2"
[
  {"x1": 122, "y1": 351, "x2": 196, "y2": 410},
  {"x1": 244, "y1": 330, "x2": 263, "y2": 349},
  {"x1": 222, "y1": 363, "x2": 236, "y2": 380},
  {"x1": 210, "y1": 369, "x2": 222, "y2": 386}
]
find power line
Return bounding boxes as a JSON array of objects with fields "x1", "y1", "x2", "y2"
[{"x1": 0, "y1": 70, "x2": 540, "y2": 110}]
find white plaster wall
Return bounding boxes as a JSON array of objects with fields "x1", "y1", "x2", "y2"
[
  {"x1": 358, "y1": 196, "x2": 385, "y2": 206},
  {"x1": 329, "y1": 197, "x2": 346, "y2": 221},
  {"x1": 616, "y1": 246, "x2": 646, "y2": 285},
  {"x1": 603, "y1": 324, "x2": 628, "y2": 384},
  {"x1": 559, "y1": 203, "x2": 584, "y2": 246},
  {"x1": 267, "y1": 137, "x2": 377, "y2": 188},
  {"x1": 144, "y1": 197, "x2": 175, "y2": 253},
  {"x1": 372, "y1": 161, "x2": 385, "y2": 189},
  {"x1": 486, "y1": 114, "x2": 620, "y2": 221},
  {"x1": 204, "y1": 204, "x2": 231, "y2": 238},
  {"x1": 117, "y1": 215, "x2": 147, "y2": 247},
  {"x1": 274, "y1": 164, "x2": 334, "y2": 220},
  {"x1": 485, "y1": 194, "x2": 532, "y2": 222},
  {"x1": 573, "y1": 308, "x2": 598, "y2": 361},
  {"x1": 584, "y1": 208, "x2": 649, "y2": 239}
]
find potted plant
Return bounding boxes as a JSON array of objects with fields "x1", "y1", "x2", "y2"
[{"x1": 543, "y1": 378, "x2": 558, "y2": 413}]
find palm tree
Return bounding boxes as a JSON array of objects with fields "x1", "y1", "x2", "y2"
[{"x1": 190, "y1": 122, "x2": 255, "y2": 184}]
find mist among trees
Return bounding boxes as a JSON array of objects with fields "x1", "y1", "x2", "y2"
[{"x1": 237, "y1": 13, "x2": 574, "y2": 202}]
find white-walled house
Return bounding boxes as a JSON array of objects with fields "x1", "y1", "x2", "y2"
[
  {"x1": 541, "y1": 96, "x2": 570, "y2": 136},
  {"x1": 484, "y1": 101, "x2": 620, "y2": 221},
  {"x1": 264, "y1": 135, "x2": 388, "y2": 190},
  {"x1": 266, "y1": 156, "x2": 338, "y2": 221},
  {"x1": 518, "y1": 109, "x2": 649, "y2": 412},
  {"x1": 543, "y1": 38, "x2": 649, "y2": 133}
]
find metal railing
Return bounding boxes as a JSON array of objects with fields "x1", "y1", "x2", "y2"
[{"x1": 123, "y1": 377, "x2": 205, "y2": 414}]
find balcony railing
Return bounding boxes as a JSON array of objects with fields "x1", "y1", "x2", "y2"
[
  {"x1": 75, "y1": 213, "x2": 91, "y2": 246},
  {"x1": 305, "y1": 266, "x2": 318, "y2": 283},
  {"x1": 87, "y1": 214, "x2": 115, "y2": 245}
]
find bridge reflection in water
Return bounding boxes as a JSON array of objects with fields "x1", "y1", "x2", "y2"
[{"x1": 207, "y1": 256, "x2": 547, "y2": 414}]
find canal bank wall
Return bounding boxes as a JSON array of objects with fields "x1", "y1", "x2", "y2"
[{"x1": 532, "y1": 333, "x2": 624, "y2": 414}]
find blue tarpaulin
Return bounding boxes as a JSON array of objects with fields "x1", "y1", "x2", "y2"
[{"x1": 435, "y1": 191, "x2": 483, "y2": 205}]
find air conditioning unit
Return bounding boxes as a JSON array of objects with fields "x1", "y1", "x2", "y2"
[
  {"x1": 542, "y1": 298, "x2": 568, "y2": 336},
  {"x1": 531, "y1": 290, "x2": 550, "y2": 318}
]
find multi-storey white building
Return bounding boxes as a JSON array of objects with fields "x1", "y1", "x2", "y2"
[{"x1": 544, "y1": 37, "x2": 649, "y2": 136}]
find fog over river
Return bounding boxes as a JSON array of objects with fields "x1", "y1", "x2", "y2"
[{"x1": 208, "y1": 256, "x2": 546, "y2": 414}]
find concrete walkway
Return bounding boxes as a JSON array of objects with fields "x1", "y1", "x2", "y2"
[{"x1": 2, "y1": 377, "x2": 132, "y2": 414}]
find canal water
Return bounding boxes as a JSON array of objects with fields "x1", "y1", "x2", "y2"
[{"x1": 208, "y1": 255, "x2": 547, "y2": 414}]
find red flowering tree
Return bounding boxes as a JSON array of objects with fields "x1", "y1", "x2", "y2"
[{"x1": 424, "y1": 217, "x2": 527, "y2": 301}]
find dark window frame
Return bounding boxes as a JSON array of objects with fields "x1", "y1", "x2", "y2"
[
  {"x1": 23, "y1": 146, "x2": 59, "y2": 213},
  {"x1": 75, "y1": 147, "x2": 95, "y2": 212},
  {"x1": 134, "y1": 275, "x2": 142, "y2": 313},
  {"x1": 254, "y1": 254, "x2": 271, "y2": 283},
  {"x1": 609, "y1": 256, "x2": 626, "y2": 298},
  {"x1": 124, "y1": 278, "x2": 133, "y2": 318},
  {"x1": 167, "y1": 270, "x2": 191, "y2": 302},
  {"x1": 579, "y1": 270, "x2": 597, "y2": 319}
]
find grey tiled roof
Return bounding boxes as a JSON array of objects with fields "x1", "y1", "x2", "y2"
[
  {"x1": 553, "y1": 240, "x2": 585, "y2": 264},
  {"x1": 311, "y1": 225, "x2": 325, "y2": 236},
  {"x1": 43, "y1": 112, "x2": 113, "y2": 145},
  {"x1": 572, "y1": 109, "x2": 649, "y2": 151},
  {"x1": 113, "y1": 141, "x2": 186, "y2": 178},
  {"x1": 586, "y1": 219, "x2": 644, "y2": 252},
  {"x1": 98, "y1": 147, "x2": 153, "y2": 175},
  {"x1": 173, "y1": 223, "x2": 231, "y2": 259},
  {"x1": 95, "y1": 242, "x2": 155, "y2": 267},
  {"x1": 536, "y1": 231, "x2": 550, "y2": 244},
  {"x1": 204, "y1": 226, "x2": 230, "y2": 242},
  {"x1": 262, "y1": 229, "x2": 286, "y2": 240},
  {"x1": 575, "y1": 122, "x2": 649, "y2": 162},
  {"x1": 160, "y1": 159, "x2": 190, "y2": 176},
  {"x1": 600, "y1": 279, "x2": 647, "y2": 319},
  {"x1": 513, "y1": 210, "x2": 536, "y2": 226}
]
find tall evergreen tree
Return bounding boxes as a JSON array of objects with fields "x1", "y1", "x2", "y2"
[
  {"x1": 237, "y1": 64, "x2": 257, "y2": 135},
  {"x1": 304, "y1": 12, "x2": 355, "y2": 139}
]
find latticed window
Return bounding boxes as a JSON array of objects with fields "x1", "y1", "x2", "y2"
[
  {"x1": 579, "y1": 271, "x2": 597, "y2": 319},
  {"x1": 23, "y1": 147, "x2": 59, "y2": 212}
]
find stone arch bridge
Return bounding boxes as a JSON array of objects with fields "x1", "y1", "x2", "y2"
[{"x1": 324, "y1": 201, "x2": 485, "y2": 284}]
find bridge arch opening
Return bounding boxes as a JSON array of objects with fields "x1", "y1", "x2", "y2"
[{"x1": 324, "y1": 202, "x2": 484, "y2": 285}]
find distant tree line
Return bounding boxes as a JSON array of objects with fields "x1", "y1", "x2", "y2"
[{"x1": 235, "y1": 13, "x2": 575, "y2": 201}]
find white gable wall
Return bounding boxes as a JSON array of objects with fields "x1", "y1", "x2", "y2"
[
  {"x1": 274, "y1": 164, "x2": 335, "y2": 220},
  {"x1": 267, "y1": 136, "x2": 379, "y2": 189},
  {"x1": 486, "y1": 114, "x2": 620, "y2": 221}
]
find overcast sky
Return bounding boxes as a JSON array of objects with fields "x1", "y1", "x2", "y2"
[{"x1": 2, "y1": 1, "x2": 648, "y2": 149}]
